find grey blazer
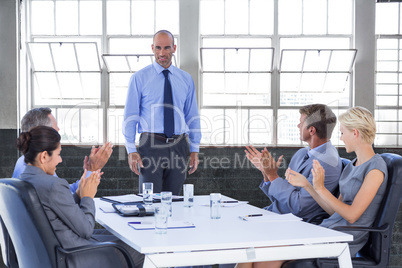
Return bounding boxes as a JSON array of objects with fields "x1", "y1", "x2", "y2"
[{"x1": 20, "y1": 165, "x2": 124, "y2": 268}]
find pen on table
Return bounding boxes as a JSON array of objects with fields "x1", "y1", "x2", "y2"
[
  {"x1": 221, "y1": 200, "x2": 239, "y2": 203},
  {"x1": 128, "y1": 221, "x2": 152, "y2": 224},
  {"x1": 244, "y1": 214, "x2": 263, "y2": 217}
]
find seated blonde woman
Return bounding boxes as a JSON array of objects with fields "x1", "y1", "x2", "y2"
[{"x1": 236, "y1": 107, "x2": 388, "y2": 268}]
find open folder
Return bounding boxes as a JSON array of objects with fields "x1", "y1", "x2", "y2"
[{"x1": 128, "y1": 220, "x2": 195, "y2": 230}]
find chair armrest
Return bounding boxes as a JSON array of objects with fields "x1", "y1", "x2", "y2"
[
  {"x1": 333, "y1": 224, "x2": 389, "y2": 233},
  {"x1": 56, "y1": 241, "x2": 135, "y2": 268}
]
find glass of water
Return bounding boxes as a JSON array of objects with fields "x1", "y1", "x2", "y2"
[
  {"x1": 154, "y1": 205, "x2": 168, "y2": 234},
  {"x1": 142, "y1": 182, "x2": 153, "y2": 206},
  {"x1": 183, "y1": 184, "x2": 194, "y2": 207},
  {"x1": 161, "y1": 191, "x2": 173, "y2": 217},
  {"x1": 210, "y1": 193, "x2": 221, "y2": 219}
]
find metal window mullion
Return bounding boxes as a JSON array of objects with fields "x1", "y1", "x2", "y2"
[
  {"x1": 297, "y1": 50, "x2": 307, "y2": 93},
  {"x1": 321, "y1": 50, "x2": 332, "y2": 92},
  {"x1": 78, "y1": 0, "x2": 81, "y2": 35},
  {"x1": 48, "y1": 43, "x2": 63, "y2": 99},
  {"x1": 102, "y1": 0, "x2": 108, "y2": 144},
  {"x1": 223, "y1": 48, "x2": 226, "y2": 95},
  {"x1": 272, "y1": 0, "x2": 279, "y2": 146},
  {"x1": 53, "y1": 0, "x2": 56, "y2": 35}
]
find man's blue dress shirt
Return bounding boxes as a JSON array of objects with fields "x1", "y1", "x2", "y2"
[{"x1": 123, "y1": 61, "x2": 201, "y2": 154}]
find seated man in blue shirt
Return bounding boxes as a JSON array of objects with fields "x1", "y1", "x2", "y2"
[
  {"x1": 12, "y1": 107, "x2": 113, "y2": 195},
  {"x1": 245, "y1": 104, "x2": 342, "y2": 222}
]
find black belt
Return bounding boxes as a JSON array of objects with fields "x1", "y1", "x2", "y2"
[{"x1": 143, "y1": 133, "x2": 186, "y2": 144}]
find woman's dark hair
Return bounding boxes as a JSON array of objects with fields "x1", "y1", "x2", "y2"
[{"x1": 16, "y1": 126, "x2": 61, "y2": 164}]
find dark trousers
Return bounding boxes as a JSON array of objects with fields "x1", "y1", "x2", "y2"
[{"x1": 138, "y1": 133, "x2": 190, "y2": 195}]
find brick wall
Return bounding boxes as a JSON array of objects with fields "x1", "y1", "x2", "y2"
[{"x1": 1, "y1": 130, "x2": 401, "y2": 267}]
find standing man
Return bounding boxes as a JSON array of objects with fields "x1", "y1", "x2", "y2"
[
  {"x1": 123, "y1": 30, "x2": 201, "y2": 195},
  {"x1": 245, "y1": 104, "x2": 342, "y2": 222}
]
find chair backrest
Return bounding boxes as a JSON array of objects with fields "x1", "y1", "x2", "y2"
[
  {"x1": 0, "y1": 178, "x2": 63, "y2": 268},
  {"x1": 360, "y1": 153, "x2": 402, "y2": 264}
]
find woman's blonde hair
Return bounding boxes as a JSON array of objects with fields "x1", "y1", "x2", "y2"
[{"x1": 339, "y1": 106, "x2": 376, "y2": 144}]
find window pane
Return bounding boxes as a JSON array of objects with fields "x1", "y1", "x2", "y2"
[
  {"x1": 376, "y1": 84, "x2": 398, "y2": 95},
  {"x1": 225, "y1": 49, "x2": 250, "y2": 72},
  {"x1": 31, "y1": 1, "x2": 54, "y2": 35},
  {"x1": 303, "y1": 0, "x2": 326, "y2": 34},
  {"x1": 375, "y1": 134, "x2": 397, "y2": 146},
  {"x1": 328, "y1": 0, "x2": 352, "y2": 34},
  {"x1": 132, "y1": 1, "x2": 155, "y2": 35},
  {"x1": 376, "y1": 96, "x2": 398, "y2": 106},
  {"x1": 250, "y1": 0, "x2": 273, "y2": 35},
  {"x1": 249, "y1": 110, "x2": 273, "y2": 145},
  {"x1": 201, "y1": 49, "x2": 224, "y2": 71},
  {"x1": 304, "y1": 51, "x2": 331, "y2": 72},
  {"x1": 377, "y1": 122, "x2": 397, "y2": 133},
  {"x1": 109, "y1": 38, "x2": 154, "y2": 54},
  {"x1": 375, "y1": 109, "x2": 397, "y2": 121},
  {"x1": 81, "y1": 108, "x2": 103, "y2": 143},
  {"x1": 280, "y1": 51, "x2": 305, "y2": 72},
  {"x1": 323, "y1": 73, "x2": 350, "y2": 92},
  {"x1": 376, "y1": 73, "x2": 398, "y2": 84},
  {"x1": 281, "y1": 38, "x2": 350, "y2": 49},
  {"x1": 58, "y1": 73, "x2": 83, "y2": 98},
  {"x1": 203, "y1": 38, "x2": 271, "y2": 48},
  {"x1": 103, "y1": 56, "x2": 131, "y2": 72},
  {"x1": 277, "y1": 110, "x2": 302, "y2": 145},
  {"x1": 51, "y1": 43, "x2": 78, "y2": 71},
  {"x1": 56, "y1": 1, "x2": 78, "y2": 35},
  {"x1": 203, "y1": 73, "x2": 224, "y2": 94},
  {"x1": 80, "y1": 0, "x2": 102, "y2": 35},
  {"x1": 225, "y1": 109, "x2": 248, "y2": 144},
  {"x1": 76, "y1": 43, "x2": 101, "y2": 72},
  {"x1": 278, "y1": 0, "x2": 302, "y2": 34},
  {"x1": 249, "y1": 74, "x2": 270, "y2": 94},
  {"x1": 376, "y1": 3, "x2": 399, "y2": 35},
  {"x1": 108, "y1": 108, "x2": 126, "y2": 144},
  {"x1": 58, "y1": 108, "x2": 80, "y2": 143},
  {"x1": 107, "y1": 0, "x2": 130, "y2": 35},
  {"x1": 28, "y1": 43, "x2": 54, "y2": 71},
  {"x1": 34, "y1": 73, "x2": 60, "y2": 99},
  {"x1": 250, "y1": 49, "x2": 274, "y2": 72},
  {"x1": 200, "y1": 0, "x2": 224, "y2": 34},
  {"x1": 200, "y1": 109, "x2": 225, "y2": 145},
  {"x1": 81, "y1": 73, "x2": 101, "y2": 100},
  {"x1": 328, "y1": 51, "x2": 356, "y2": 71},
  {"x1": 225, "y1": 0, "x2": 248, "y2": 34},
  {"x1": 110, "y1": 73, "x2": 132, "y2": 106},
  {"x1": 155, "y1": 0, "x2": 179, "y2": 34},
  {"x1": 127, "y1": 55, "x2": 154, "y2": 72}
]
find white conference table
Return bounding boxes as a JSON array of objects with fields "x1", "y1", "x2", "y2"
[{"x1": 95, "y1": 196, "x2": 353, "y2": 268}]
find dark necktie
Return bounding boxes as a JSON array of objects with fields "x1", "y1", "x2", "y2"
[
  {"x1": 163, "y1": 70, "x2": 174, "y2": 138},
  {"x1": 300, "y1": 152, "x2": 309, "y2": 168}
]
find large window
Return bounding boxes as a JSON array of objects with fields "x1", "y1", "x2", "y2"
[
  {"x1": 24, "y1": 0, "x2": 358, "y2": 147},
  {"x1": 26, "y1": 0, "x2": 179, "y2": 145},
  {"x1": 199, "y1": 0, "x2": 354, "y2": 146},
  {"x1": 375, "y1": 2, "x2": 402, "y2": 147}
]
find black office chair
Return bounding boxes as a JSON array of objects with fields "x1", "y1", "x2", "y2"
[
  {"x1": 0, "y1": 178, "x2": 135, "y2": 268},
  {"x1": 283, "y1": 153, "x2": 402, "y2": 268}
]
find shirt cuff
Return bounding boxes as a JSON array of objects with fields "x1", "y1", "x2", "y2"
[{"x1": 189, "y1": 143, "x2": 199, "y2": 153}]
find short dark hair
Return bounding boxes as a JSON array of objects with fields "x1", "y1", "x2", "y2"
[
  {"x1": 21, "y1": 107, "x2": 53, "y2": 132},
  {"x1": 299, "y1": 104, "x2": 337, "y2": 140},
  {"x1": 16, "y1": 126, "x2": 61, "y2": 164},
  {"x1": 153, "y1": 30, "x2": 175, "y2": 46}
]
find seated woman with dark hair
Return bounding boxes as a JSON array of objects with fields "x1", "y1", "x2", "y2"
[{"x1": 17, "y1": 126, "x2": 144, "y2": 268}]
